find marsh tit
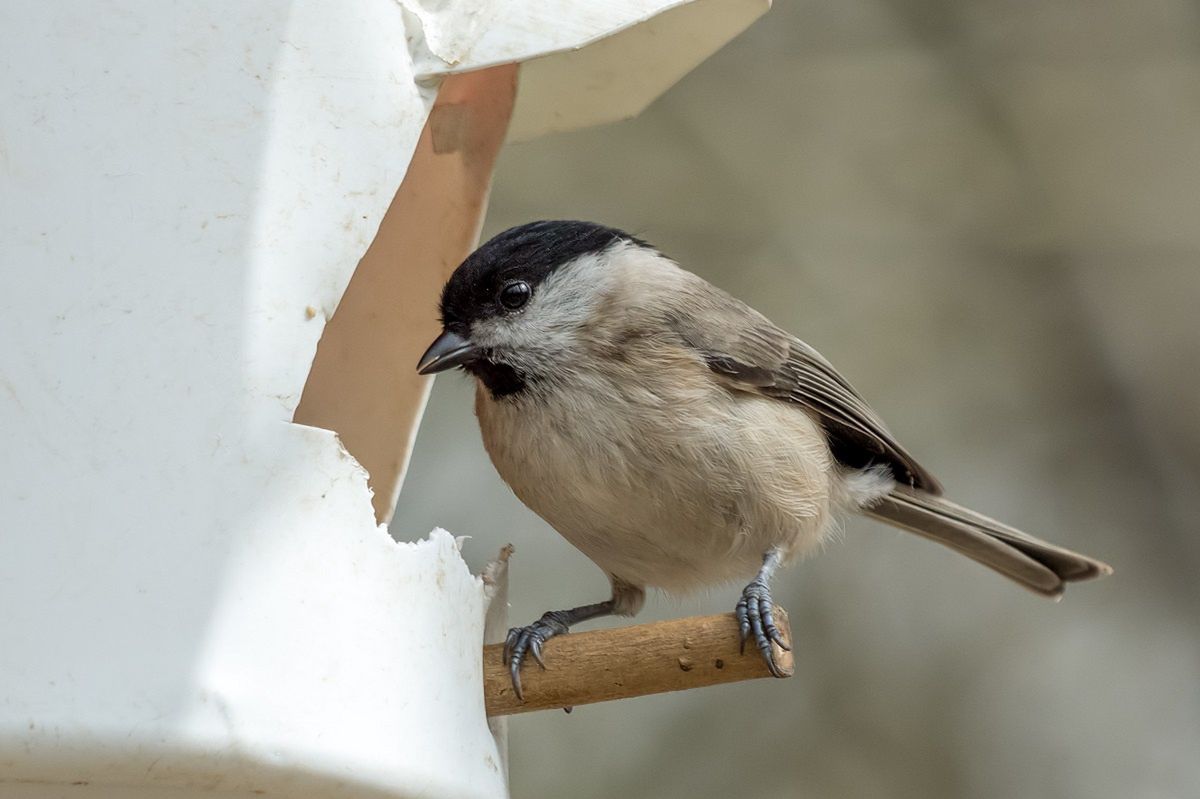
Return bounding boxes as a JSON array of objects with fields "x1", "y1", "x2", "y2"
[{"x1": 418, "y1": 220, "x2": 1112, "y2": 697}]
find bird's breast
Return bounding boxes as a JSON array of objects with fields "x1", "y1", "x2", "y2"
[{"x1": 473, "y1": 363, "x2": 835, "y2": 592}]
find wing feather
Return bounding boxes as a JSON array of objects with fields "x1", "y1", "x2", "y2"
[{"x1": 668, "y1": 280, "x2": 943, "y2": 494}]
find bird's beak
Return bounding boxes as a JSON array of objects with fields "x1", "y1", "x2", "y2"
[{"x1": 417, "y1": 329, "x2": 479, "y2": 374}]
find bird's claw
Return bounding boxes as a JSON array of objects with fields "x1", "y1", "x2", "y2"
[
  {"x1": 735, "y1": 579, "x2": 791, "y2": 678},
  {"x1": 502, "y1": 611, "x2": 571, "y2": 701}
]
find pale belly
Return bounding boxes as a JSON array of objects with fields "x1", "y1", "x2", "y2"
[{"x1": 476, "y1": 380, "x2": 837, "y2": 593}]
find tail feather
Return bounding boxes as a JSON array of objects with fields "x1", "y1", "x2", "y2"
[{"x1": 864, "y1": 487, "x2": 1113, "y2": 597}]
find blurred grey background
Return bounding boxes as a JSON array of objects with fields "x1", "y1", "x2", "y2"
[{"x1": 393, "y1": 1, "x2": 1200, "y2": 796}]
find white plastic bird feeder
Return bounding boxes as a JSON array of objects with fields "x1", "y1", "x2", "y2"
[{"x1": 0, "y1": 1, "x2": 767, "y2": 796}]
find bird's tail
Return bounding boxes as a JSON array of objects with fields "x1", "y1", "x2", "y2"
[{"x1": 864, "y1": 487, "x2": 1112, "y2": 597}]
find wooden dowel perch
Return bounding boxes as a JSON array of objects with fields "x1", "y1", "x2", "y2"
[{"x1": 483, "y1": 609, "x2": 793, "y2": 716}]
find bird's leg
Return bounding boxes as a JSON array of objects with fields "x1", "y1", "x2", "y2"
[
  {"x1": 736, "y1": 546, "x2": 791, "y2": 678},
  {"x1": 504, "y1": 577, "x2": 644, "y2": 700},
  {"x1": 503, "y1": 600, "x2": 613, "y2": 700}
]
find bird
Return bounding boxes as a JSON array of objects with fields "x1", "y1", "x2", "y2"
[{"x1": 417, "y1": 220, "x2": 1113, "y2": 698}]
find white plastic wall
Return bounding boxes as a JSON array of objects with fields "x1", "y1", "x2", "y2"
[{"x1": 1, "y1": 2, "x2": 506, "y2": 796}]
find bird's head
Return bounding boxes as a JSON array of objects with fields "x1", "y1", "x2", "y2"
[{"x1": 417, "y1": 220, "x2": 653, "y2": 398}]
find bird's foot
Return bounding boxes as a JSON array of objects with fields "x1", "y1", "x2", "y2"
[
  {"x1": 503, "y1": 610, "x2": 572, "y2": 700},
  {"x1": 735, "y1": 579, "x2": 791, "y2": 678}
]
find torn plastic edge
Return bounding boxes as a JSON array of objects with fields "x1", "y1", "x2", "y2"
[
  {"x1": 291, "y1": 65, "x2": 516, "y2": 525},
  {"x1": 286, "y1": 420, "x2": 508, "y2": 603},
  {"x1": 410, "y1": 0, "x2": 701, "y2": 81},
  {"x1": 395, "y1": 0, "x2": 500, "y2": 68}
]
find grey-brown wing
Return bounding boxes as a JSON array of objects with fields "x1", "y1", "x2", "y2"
[{"x1": 669, "y1": 285, "x2": 943, "y2": 494}]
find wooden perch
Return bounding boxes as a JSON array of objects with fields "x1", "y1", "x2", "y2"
[{"x1": 483, "y1": 609, "x2": 793, "y2": 716}]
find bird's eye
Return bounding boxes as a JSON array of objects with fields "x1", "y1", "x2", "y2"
[{"x1": 498, "y1": 280, "x2": 531, "y2": 311}]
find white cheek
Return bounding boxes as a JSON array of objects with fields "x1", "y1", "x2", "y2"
[{"x1": 470, "y1": 251, "x2": 614, "y2": 360}]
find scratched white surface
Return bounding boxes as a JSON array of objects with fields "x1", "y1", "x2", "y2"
[{"x1": 0, "y1": 2, "x2": 502, "y2": 796}]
